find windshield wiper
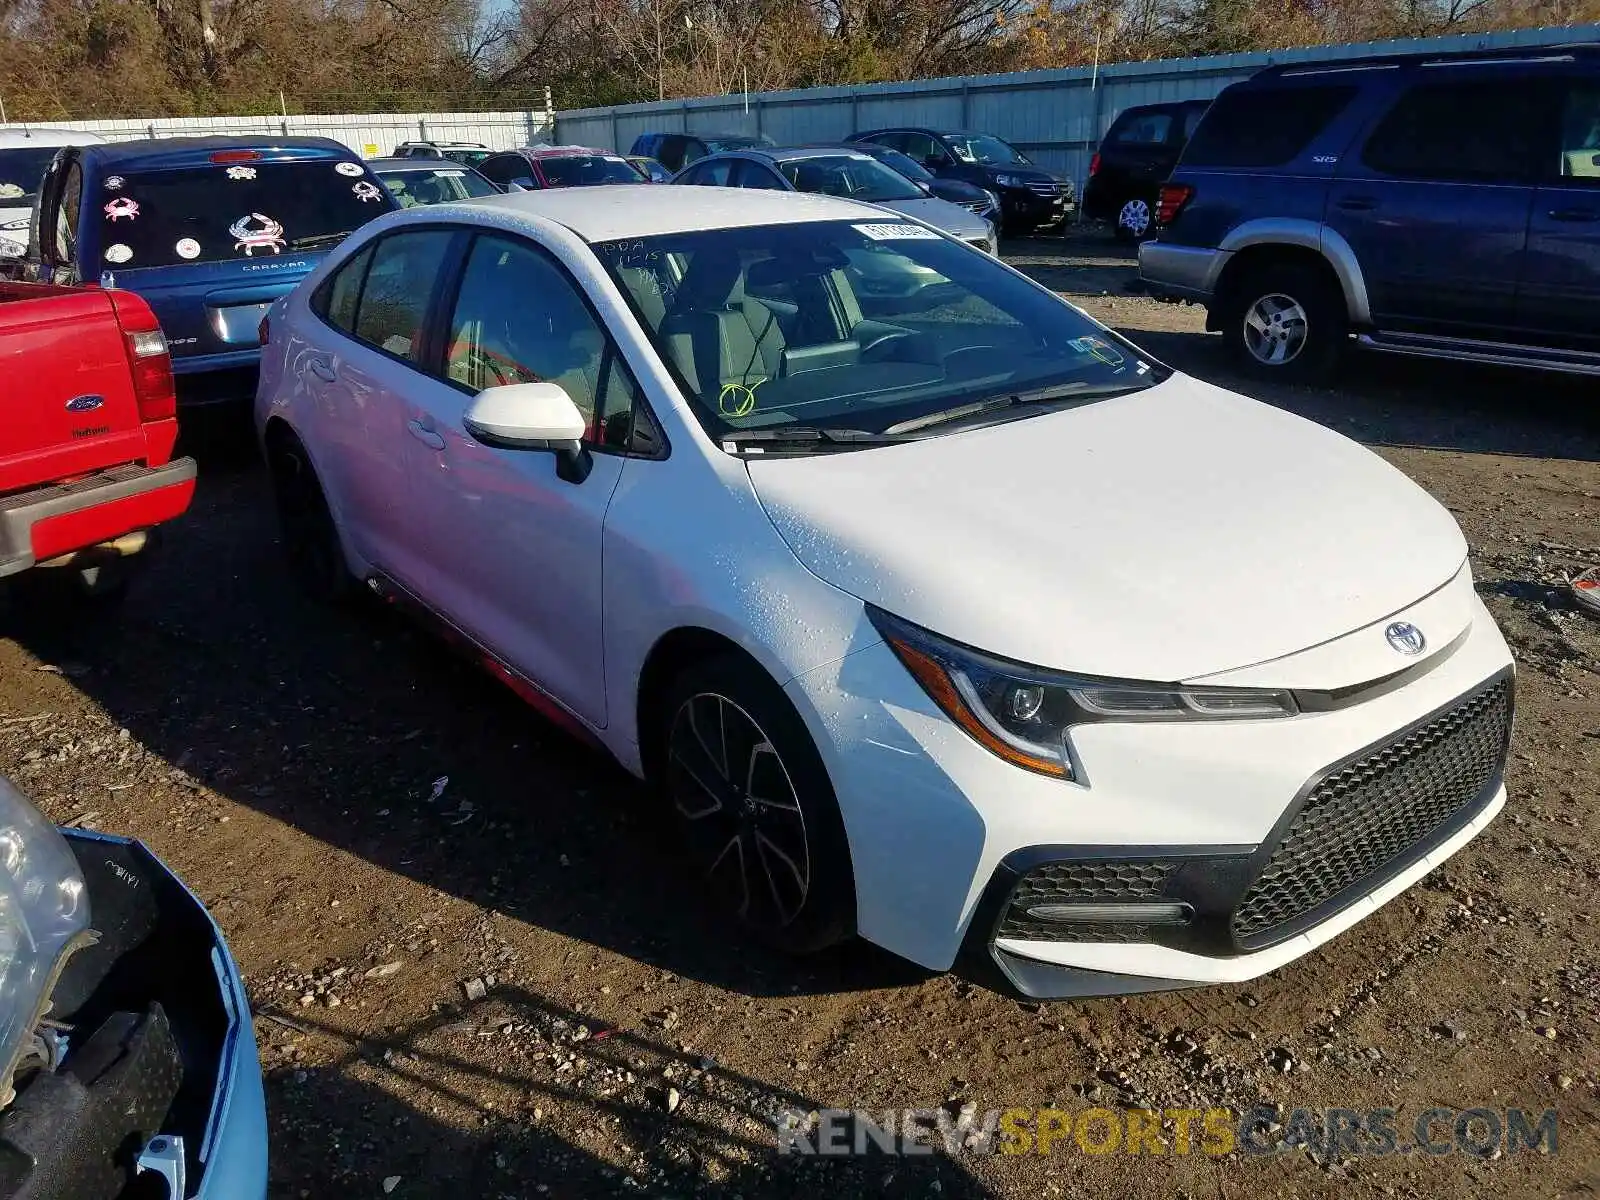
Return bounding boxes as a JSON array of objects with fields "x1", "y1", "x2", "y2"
[
  {"x1": 883, "y1": 380, "x2": 1146, "y2": 437},
  {"x1": 719, "y1": 426, "x2": 913, "y2": 452},
  {"x1": 289, "y1": 232, "x2": 351, "y2": 250}
]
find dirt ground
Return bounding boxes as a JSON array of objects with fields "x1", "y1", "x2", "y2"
[{"x1": 2, "y1": 228, "x2": 1598, "y2": 1199}]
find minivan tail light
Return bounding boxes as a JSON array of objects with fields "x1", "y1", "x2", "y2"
[
  {"x1": 1156, "y1": 182, "x2": 1194, "y2": 226},
  {"x1": 210, "y1": 149, "x2": 263, "y2": 163},
  {"x1": 1089, "y1": 152, "x2": 1101, "y2": 177},
  {"x1": 108, "y1": 291, "x2": 177, "y2": 423}
]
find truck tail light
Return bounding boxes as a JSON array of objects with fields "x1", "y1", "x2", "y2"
[
  {"x1": 108, "y1": 290, "x2": 177, "y2": 423},
  {"x1": 1156, "y1": 183, "x2": 1194, "y2": 227},
  {"x1": 1089, "y1": 152, "x2": 1101, "y2": 177}
]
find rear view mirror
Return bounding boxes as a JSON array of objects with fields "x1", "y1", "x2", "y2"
[{"x1": 464, "y1": 382, "x2": 593, "y2": 482}]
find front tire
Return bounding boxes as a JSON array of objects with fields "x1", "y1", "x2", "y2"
[
  {"x1": 655, "y1": 654, "x2": 855, "y2": 955},
  {"x1": 1222, "y1": 261, "x2": 1347, "y2": 382}
]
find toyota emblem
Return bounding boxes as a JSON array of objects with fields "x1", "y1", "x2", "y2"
[{"x1": 1384, "y1": 621, "x2": 1426, "y2": 656}]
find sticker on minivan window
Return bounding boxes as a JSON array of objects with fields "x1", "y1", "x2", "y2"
[
  {"x1": 226, "y1": 165, "x2": 258, "y2": 181},
  {"x1": 175, "y1": 238, "x2": 201, "y2": 260},
  {"x1": 335, "y1": 162, "x2": 364, "y2": 177},
  {"x1": 104, "y1": 243, "x2": 132, "y2": 264},
  {"x1": 352, "y1": 181, "x2": 383, "y2": 202},
  {"x1": 230, "y1": 213, "x2": 286, "y2": 256},
  {"x1": 104, "y1": 197, "x2": 140, "y2": 221},
  {"x1": 104, "y1": 176, "x2": 125, "y2": 191},
  {"x1": 853, "y1": 222, "x2": 942, "y2": 241}
]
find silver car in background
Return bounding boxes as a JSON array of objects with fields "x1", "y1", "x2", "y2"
[{"x1": 672, "y1": 146, "x2": 998, "y2": 254}]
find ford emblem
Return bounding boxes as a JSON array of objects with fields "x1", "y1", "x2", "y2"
[
  {"x1": 1384, "y1": 621, "x2": 1426, "y2": 656},
  {"x1": 65, "y1": 394, "x2": 105, "y2": 413}
]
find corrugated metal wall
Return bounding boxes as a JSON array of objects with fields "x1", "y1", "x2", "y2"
[
  {"x1": 556, "y1": 22, "x2": 1600, "y2": 187},
  {"x1": 0, "y1": 110, "x2": 556, "y2": 158}
]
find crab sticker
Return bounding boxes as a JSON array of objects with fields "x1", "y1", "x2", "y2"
[
  {"x1": 104, "y1": 243, "x2": 133, "y2": 264},
  {"x1": 104, "y1": 197, "x2": 140, "y2": 222},
  {"x1": 229, "y1": 212, "x2": 285, "y2": 256},
  {"x1": 226, "y1": 165, "x2": 257, "y2": 181},
  {"x1": 175, "y1": 238, "x2": 201, "y2": 260},
  {"x1": 335, "y1": 161, "x2": 364, "y2": 178},
  {"x1": 352, "y1": 181, "x2": 383, "y2": 203},
  {"x1": 104, "y1": 175, "x2": 125, "y2": 191}
]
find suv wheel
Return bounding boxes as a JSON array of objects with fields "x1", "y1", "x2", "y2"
[
  {"x1": 656, "y1": 654, "x2": 854, "y2": 955},
  {"x1": 1114, "y1": 195, "x2": 1154, "y2": 242},
  {"x1": 1224, "y1": 262, "x2": 1346, "y2": 381}
]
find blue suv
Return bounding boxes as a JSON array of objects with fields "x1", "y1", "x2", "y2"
[
  {"x1": 1139, "y1": 45, "x2": 1600, "y2": 380},
  {"x1": 28, "y1": 136, "x2": 398, "y2": 406}
]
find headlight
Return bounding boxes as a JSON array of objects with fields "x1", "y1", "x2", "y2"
[
  {"x1": 994, "y1": 174, "x2": 1023, "y2": 189},
  {"x1": 868, "y1": 607, "x2": 1298, "y2": 781},
  {"x1": 0, "y1": 778, "x2": 92, "y2": 1105}
]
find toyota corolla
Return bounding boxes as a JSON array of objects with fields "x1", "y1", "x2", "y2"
[{"x1": 254, "y1": 187, "x2": 1513, "y2": 998}]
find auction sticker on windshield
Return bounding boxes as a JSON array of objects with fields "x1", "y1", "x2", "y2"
[{"x1": 853, "y1": 223, "x2": 942, "y2": 241}]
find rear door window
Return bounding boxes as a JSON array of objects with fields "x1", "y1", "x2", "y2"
[
  {"x1": 1360, "y1": 79, "x2": 1555, "y2": 182},
  {"x1": 95, "y1": 159, "x2": 388, "y2": 268},
  {"x1": 1182, "y1": 85, "x2": 1357, "y2": 168},
  {"x1": 350, "y1": 230, "x2": 454, "y2": 362}
]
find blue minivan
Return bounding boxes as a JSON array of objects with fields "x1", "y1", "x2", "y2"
[{"x1": 27, "y1": 136, "x2": 398, "y2": 405}]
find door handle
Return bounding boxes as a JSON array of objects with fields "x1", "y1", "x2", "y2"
[
  {"x1": 1547, "y1": 208, "x2": 1600, "y2": 222},
  {"x1": 407, "y1": 419, "x2": 446, "y2": 451},
  {"x1": 1335, "y1": 196, "x2": 1376, "y2": 212},
  {"x1": 307, "y1": 357, "x2": 336, "y2": 382}
]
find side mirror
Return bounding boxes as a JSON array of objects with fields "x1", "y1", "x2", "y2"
[{"x1": 464, "y1": 382, "x2": 593, "y2": 482}]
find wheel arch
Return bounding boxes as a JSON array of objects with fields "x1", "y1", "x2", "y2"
[
  {"x1": 1212, "y1": 219, "x2": 1370, "y2": 326},
  {"x1": 635, "y1": 626, "x2": 765, "y2": 781}
]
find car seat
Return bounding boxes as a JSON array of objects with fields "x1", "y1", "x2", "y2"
[{"x1": 657, "y1": 247, "x2": 787, "y2": 395}]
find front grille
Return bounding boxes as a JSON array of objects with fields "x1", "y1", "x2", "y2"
[
  {"x1": 1231, "y1": 677, "x2": 1511, "y2": 947},
  {"x1": 997, "y1": 859, "x2": 1175, "y2": 943},
  {"x1": 958, "y1": 200, "x2": 990, "y2": 214},
  {"x1": 1024, "y1": 181, "x2": 1071, "y2": 198}
]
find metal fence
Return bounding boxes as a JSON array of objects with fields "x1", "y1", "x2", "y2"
[
  {"x1": 555, "y1": 22, "x2": 1600, "y2": 188},
  {"x1": 0, "y1": 107, "x2": 556, "y2": 159}
]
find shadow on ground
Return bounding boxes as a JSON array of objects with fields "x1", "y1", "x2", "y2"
[{"x1": 259, "y1": 982, "x2": 998, "y2": 1198}]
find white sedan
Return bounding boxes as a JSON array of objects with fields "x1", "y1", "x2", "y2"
[{"x1": 255, "y1": 186, "x2": 1514, "y2": 998}]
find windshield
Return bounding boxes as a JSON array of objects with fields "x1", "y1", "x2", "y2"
[
  {"x1": 442, "y1": 149, "x2": 491, "y2": 166},
  {"x1": 593, "y1": 219, "x2": 1161, "y2": 442},
  {"x1": 97, "y1": 159, "x2": 389, "y2": 268},
  {"x1": 0, "y1": 146, "x2": 62, "y2": 206},
  {"x1": 869, "y1": 146, "x2": 935, "y2": 183},
  {"x1": 947, "y1": 135, "x2": 1031, "y2": 166},
  {"x1": 778, "y1": 156, "x2": 922, "y2": 202},
  {"x1": 378, "y1": 166, "x2": 497, "y2": 206},
  {"x1": 539, "y1": 155, "x2": 643, "y2": 186}
]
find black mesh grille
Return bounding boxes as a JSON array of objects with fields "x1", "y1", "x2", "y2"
[
  {"x1": 1231, "y1": 677, "x2": 1511, "y2": 947},
  {"x1": 997, "y1": 859, "x2": 1175, "y2": 943}
]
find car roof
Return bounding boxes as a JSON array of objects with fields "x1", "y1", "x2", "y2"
[
  {"x1": 509, "y1": 145, "x2": 617, "y2": 159},
  {"x1": 399, "y1": 140, "x2": 485, "y2": 148},
  {"x1": 858, "y1": 128, "x2": 993, "y2": 139},
  {"x1": 461, "y1": 184, "x2": 884, "y2": 240},
  {"x1": 83, "y1": 135, "x2": 356, "y2": 169},
  {"x1": 368, "y1": 156, "x2": 481, "y2": 171},
  {"x1": 1248, "y1": 40, "x2": 1600, "y2": 80},
  {"x1": 0, "y1": 127, "x2": 105, "y2": 148}
]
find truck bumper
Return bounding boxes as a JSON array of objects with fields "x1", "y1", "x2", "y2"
[
  {"x1": 1137, "y1": 240, "x2": 1227, "y2": 302},
  {"x1": 0, "y1": 458, "x2": 196, "y2": 579}
]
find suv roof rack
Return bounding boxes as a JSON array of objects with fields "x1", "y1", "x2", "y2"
[{"x1": 1254, "y1": 41, "x2": 1600, "y2": 79}]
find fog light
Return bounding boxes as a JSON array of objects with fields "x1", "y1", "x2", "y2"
[{"x1": 1023, "y1": 901, "x2": 1192, "y2": 925}]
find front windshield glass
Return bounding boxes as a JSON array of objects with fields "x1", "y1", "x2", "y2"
[
  {"x1": 442, "y1": 149, "x2": 491, "y2": 166},
  {"x1": 377, "y1": 166, "x2": 497, "y2": 206},
  {"x1": 705, "y1": 136, "x2": 773, "y2": 152},
  {"x1": 778, "y1": 155, "x2": 922, "y2": 202},
  {"x1": 0, "y1": 146, "x2": 62, "y2": 206},
  {"x1": 947, "y1": 134, "x2": 1031, "y2": 166},
  {"x1": 869, "y1": 146, "x2": 934, "y2": 183},
  {"x1": 539, "y1": 155, "x2": 643, "y2": 186},
  {"x1": 593, "y1": 219, "x2": 1160, "y2": 441}
]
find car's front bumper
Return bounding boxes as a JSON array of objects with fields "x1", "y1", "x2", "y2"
[
  {"x1": 785, "y1": 574, "x2": 1515, "y2": 995},
  {"x1": 999, "y1": 186, "x2": 1076, "y2": 227}
]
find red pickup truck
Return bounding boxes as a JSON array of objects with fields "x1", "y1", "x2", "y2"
[{"x1": 0, "y1": 282, "x2": 194, "y2": 600}]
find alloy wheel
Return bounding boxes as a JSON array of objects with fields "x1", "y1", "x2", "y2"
[
  {"x1": 1117, "y1": 197, "x2": 1151, "y2": 238},
  {"x1": 666, "y1": 691, "x2": 811, "y2": 931},
  {"x1": 1242, "y1": 292, "x2": 1310, "y2": 366}
]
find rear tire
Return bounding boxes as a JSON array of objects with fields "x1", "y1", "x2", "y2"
[
  {"x1": 653, "y1": 653, "x2": 855, "y2": 955},
  {"x1": 1113, "y1": 194, "x2": 1156, "y2": 243},
  {"x1": 1222, "y1": 260, "x2": 1347, "y2": 382},
  {"x1": 267, "y1": 432, "x2": 356, "y2": 604}
]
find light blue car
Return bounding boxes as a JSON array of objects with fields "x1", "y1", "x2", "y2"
[{"x1": 0, "y1": 776, "x2": 266, "y2": 1198}]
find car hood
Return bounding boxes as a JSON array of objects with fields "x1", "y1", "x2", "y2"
[
  {"x1": 873, "y1": 195, "x2": 990, "y2": 241},
  {"x1": 745, "y1": 374, "x2": 1467, "y2": 682}
]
